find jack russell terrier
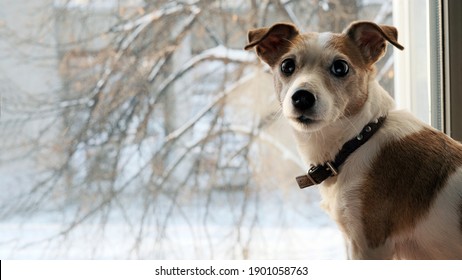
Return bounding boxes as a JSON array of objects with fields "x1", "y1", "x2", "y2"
[{"x1": 245, "y1": 21, "x2": 462, "y2": 259}]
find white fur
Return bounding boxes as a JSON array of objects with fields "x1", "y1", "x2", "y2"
[{"x1": 317, "y1": 32, "x2": 333, "y2": 48}]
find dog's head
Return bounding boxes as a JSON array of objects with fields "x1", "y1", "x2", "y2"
[{"x1": 245, "y1": 21, "x2": 404, "y2": 132}]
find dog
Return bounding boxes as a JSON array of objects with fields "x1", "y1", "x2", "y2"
[{"x1": 245, "y1": 21, "x2": 462, "y2": 259}]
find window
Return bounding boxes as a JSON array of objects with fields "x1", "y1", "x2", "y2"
[
  {"x1": 393, "y1": 0, "x2": 431, "y2": 125},
  {"x1": 394, "y1": 0, "x2": 462, "y2": 139},
  {"x1": 1, "y1": 0, "x2": 455, "y2": 260}
]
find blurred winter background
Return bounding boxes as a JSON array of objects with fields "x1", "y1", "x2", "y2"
[{"x1": 0, "y1": 0, "x2": 396, "y2": 259}]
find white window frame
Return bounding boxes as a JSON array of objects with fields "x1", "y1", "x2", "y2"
[
  {"x1": 393, "y1": 0, "x2": 462, "y2": 139},
  {"x1": 392, "y1": 0, "x2": 432, "y2": 126}
]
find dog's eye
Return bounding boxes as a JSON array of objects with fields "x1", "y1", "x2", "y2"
[
  {"x1": 330, "y1": 60, "x2": 349, "y2": 77},
  {"x1": 281, "y1": 58, "x2": 296, "y2": 76}
]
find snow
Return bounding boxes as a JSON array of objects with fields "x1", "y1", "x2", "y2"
[
  {"x1": 0, "y1": 192, "x2": 345, "y2": 260},
  {"x1": 110, "y1": 5, "x2": 185, "y2": 33},
  {"x1": 53, "y1": 0, "x2": 144, "y2": 11},
  {"x1": 200, "y1": 45, "x2": 255, "y2": 64},
  {"x1": 164, "y1": 73, "x2": 255, "y2": 143},
  {"x1": 0, "y1": 130, "x2": 346, "y2": 254},
  {"x1": 157, "y1": 45, "x2": 254, "y2": 100},
  {"x1": 0, "y1": 223, "x2": 344, "y2": 259}
]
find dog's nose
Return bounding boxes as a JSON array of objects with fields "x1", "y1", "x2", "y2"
[{"x1": 291, "y1": 90, "x2": 315, "y2": 111}]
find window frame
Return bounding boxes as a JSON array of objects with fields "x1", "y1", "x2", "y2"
[
  {"x1": 393, "y1": 0, "x2": 462, "y2": 141},
  {"x1": 443, "y1": 0, "x2": 462, "y2": 141}
]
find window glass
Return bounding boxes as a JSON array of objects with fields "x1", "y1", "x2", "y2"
[
  {"x1": 1, "y1": 0, "x2": 409, "y2": 259},
  {"x1": 393, "y1": 0, "x2": 431, "y2": 125}
]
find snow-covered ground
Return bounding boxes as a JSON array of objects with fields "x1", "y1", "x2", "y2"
[
  {"x1": 0, "y1": 190, "x2": 346, "y2": 259},
  {"x1": 0, "y1": 221, "x2": 344, "y2": 259}
]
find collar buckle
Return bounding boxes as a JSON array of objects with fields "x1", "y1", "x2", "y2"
[{"x1": 296, "y1": 161, "x2": 338, "y2": 189}]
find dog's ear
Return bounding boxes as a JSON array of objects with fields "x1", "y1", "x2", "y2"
[
  {"x1": 244, "y1": 23, "x2": 299, "y2": 67},
  {"x1": 345, "y1": 21, "x2": 404, "y2": 64}
]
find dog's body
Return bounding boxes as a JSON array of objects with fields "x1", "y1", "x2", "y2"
[{"x1": 245, "y1": 21, "x2": 462, "y2": 259}]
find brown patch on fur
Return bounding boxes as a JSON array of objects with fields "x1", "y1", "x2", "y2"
[
  {"x1": 330, "y1": 34, "x2": 369, "y2": 69},
  {"x1": 341, "y1": 73, "x2": 369, "y2": 118},
  {"x1": 360, "y1": 128, "x2": 462, "y2": 248},
  {"x1": 245, "y1": 23, "x2": 300, "y2": 67},
  {"x1": 345, "y1": 21, "x2": 404, "y2": 65},
  {"x1": 326, "y1": 34, "x2": 370, "y2": 117}
]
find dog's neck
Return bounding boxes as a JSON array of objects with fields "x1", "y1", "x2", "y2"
[{"x1": 292, "y1": 80, "x2": 395, "y2": 167}]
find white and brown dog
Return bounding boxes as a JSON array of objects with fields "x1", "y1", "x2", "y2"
[{"x1": 245, "y1": 21, "x2": 462, "y2": 259}]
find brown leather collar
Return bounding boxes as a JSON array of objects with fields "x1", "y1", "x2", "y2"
[{"x1": 296, "y1": 116, "x2": 386, "y2": 189}]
